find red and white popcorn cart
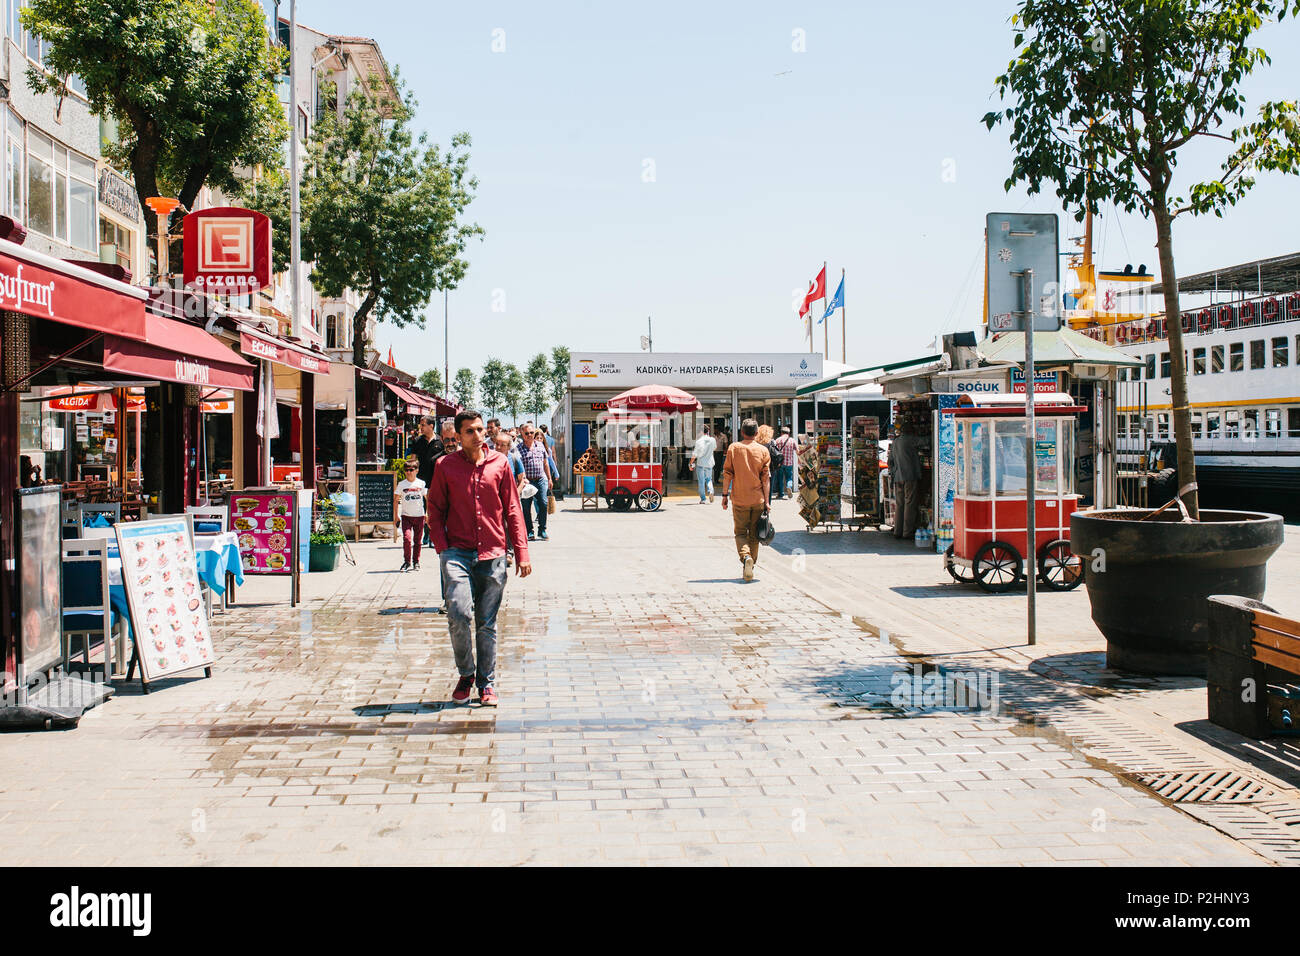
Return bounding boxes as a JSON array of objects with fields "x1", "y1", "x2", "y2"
[
  {"x1": 942, "y1": 392, "x2": 1086, "y2": 593},
  {"x1": 601, "y1": 383, "x2": 701, "y2": 513}
]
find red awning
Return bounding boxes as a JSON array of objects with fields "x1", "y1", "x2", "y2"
[
  {"x1": 238, "y1": 328, "x2": 329, "y2": 375},
  {"x1": 384, "y1": 381, "x2": 431, "y2": 414},
  {"x1": 103, "y1": 313, "x2": 255, "y2": 391},
  {"x1": 1, "y1": 240, "x2": 147, "y2": 340}
]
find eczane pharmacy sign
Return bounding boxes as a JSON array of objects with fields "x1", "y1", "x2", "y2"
[{"x1": 570, "y1": 353, "x2": 823, "y2": 389}]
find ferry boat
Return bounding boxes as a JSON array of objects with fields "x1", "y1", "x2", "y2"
[{"x1": 1069, "y1": 244, "x2": 1300, "y2": 518}]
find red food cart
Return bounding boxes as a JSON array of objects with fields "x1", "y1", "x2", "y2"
[
  {"x1": 601, "y1": 383, "x2": 701, "y2": 513},
  {"x1": 942, "y1": 392, "x2": 1086, "y2": 593}
]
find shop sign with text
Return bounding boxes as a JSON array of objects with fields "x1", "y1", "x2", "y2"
[{"x1": 183, "y1": 207, "x2": 271, "y2": 291}]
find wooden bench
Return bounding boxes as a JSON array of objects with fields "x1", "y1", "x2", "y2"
[{"x1": 1207, "y1": 595, "x2": 1300, "y2": 738}]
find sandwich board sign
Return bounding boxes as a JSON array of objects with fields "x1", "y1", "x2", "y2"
[{"x1": 986, "y1": 213, "x2": 1061, "y2": 332}]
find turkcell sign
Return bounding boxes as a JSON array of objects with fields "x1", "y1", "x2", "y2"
[
  {"x1": 182, "y1": 206, "x2": 272, "y2": 291},
  {"x1": 985, "y1": 212, "x2": 1060, "y2": 333}
]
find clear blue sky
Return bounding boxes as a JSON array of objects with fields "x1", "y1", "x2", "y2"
[{"x1": 298, "y1": 0, "x2": 1300, "y2": 382}]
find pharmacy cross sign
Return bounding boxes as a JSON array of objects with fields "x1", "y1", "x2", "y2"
[{"x1": 182, "y1": 206, "x2": 272, "y2": 293}]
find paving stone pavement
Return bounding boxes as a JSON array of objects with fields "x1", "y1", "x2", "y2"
[{"x1": 0, "y1": 492, "x2": 1289, "y2": 866}]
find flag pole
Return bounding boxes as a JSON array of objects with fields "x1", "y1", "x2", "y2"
[
  {"x1": 822, "y1": 260, "x2": 828, "y2": 360},
  {"x1": 840, "y1": 267, "x2": 846, "y2": 363}
]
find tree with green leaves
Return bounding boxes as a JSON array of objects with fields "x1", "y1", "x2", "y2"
[
  {"x1": 240, "y1": 167, "x2": 291, "y2": 274},
  {"x1": 502, "y1": 363, "x2": 525, "y2": 425},
  {"x1": 24, "y1": 0, "x2": 287, "y2": 240},
  {"x1": 549, "y1": 346, "x2": 571, "y2": 404},
  {"x1": 983, "y1": 0, "x2": 1300, "y2": 519},
  {"x1": 303, "y1": 74, "x2": 482, "y2": 367},
  {"x1": 525, "y1": 353, "x2": 552, "y2": 421},
  {"x1": 452, "y1": 368, "x2": 476, "y2": 408},
  {"x1": 478, "y1": 358, "x2": 508, "y2": 418},
  {"x1": 418, "y1": 368, "x2": 445, "y2": 396}
]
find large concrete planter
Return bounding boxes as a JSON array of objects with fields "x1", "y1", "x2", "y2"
[{"x1": 1070, "y1": 509, "x2": 1284, "y2": 676}]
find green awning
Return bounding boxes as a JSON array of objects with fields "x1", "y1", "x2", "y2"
[{"x1": 978, "y1": 328, "x2": 1142, "y2": 367}]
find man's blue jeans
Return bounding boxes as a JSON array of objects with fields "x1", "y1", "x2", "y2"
[
  {"x1": 695, "y1": 466, "x2": 713, "y2": 502},
  {"x1": 778, "y1": 463, "x2": 794, "y2": 498},
  {"x1": 522, "y1": 476, "x2": 549, "y2": 535},
  {"x1": 439, "y1": 548, "x2": 507, "y2": 687}
]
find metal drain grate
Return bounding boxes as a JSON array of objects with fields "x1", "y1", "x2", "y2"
[{"x1": 1122, "y1": 769, "x2": 1276, "y2": 804}]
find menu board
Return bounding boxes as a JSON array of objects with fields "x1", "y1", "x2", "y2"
[
  {"x1": 356, "y1": 470, "x2": 395, "y2": 524},
  {"x1": 114, "y1": 518, "x2": 215, "y2": 681},
  {"x1": 15, "y1": 486, "x2": 64, "y2": 679},
  {"x1": 229, "y1": 490, "x2": 294, "y2": 574}
]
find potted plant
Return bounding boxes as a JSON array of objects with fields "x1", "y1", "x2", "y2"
[
  {"x1": 984, "y1": 0, "x2": 1296, "y2": 674},
  {"x1": 309, "y1": 499, "x2": 345, "y2": 572}
]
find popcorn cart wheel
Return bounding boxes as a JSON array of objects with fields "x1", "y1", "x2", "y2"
[{"x1": 946, "y1": 393, "x2": 1088, "y2": 594}]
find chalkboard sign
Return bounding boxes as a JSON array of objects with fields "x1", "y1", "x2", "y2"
[{"x1": 356, "y1": 470, "x2": 396, "y2": 524}]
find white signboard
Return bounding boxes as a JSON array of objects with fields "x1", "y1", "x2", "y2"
[
  {"x1": 570, "y1": 352, "x2": 823, "y2": 389},
  {"x1": 115, "y1": 518, "x2": 216, "y2": 683}
]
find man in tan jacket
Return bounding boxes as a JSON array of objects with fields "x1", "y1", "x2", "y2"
[{"x1": 721, "y1": 418, "x2": 771, "y2": 582}]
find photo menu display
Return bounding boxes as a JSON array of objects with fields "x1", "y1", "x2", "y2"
[{"x1": 230, "y1": 491, "x2": 294, "y2": 574}]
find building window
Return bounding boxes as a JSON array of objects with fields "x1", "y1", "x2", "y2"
[
  {"x1": 6, "y1": 109, "x2": 22, "y2": 222},
  {"x1": 325, "y1": 314, "x2": 340, "y2": 349},
  {"x1": 1273, "y1": 337, "x2": 1288, "y2": 368},
  {"x1": 23, "y1": 129, "x2": 96, "y2": 250},
  {"x1": 1211, "y1": 345, "x2": 1223, "y2": 373},
  {"x1": 1230, "y1": 341, "x2": 1243, "y2": 371},
  {"x1": 1160, "y1": 351, "x2": 1170, "y2": 378},
  {"x1": 1193, "y1": 347, "x2": 1206, "y2": 375},
  {"x1": 1250, "y1": 339, "x2": 1265, "y2": 369},
  {"x1": 1144, "y1": 354, "x2": 1156, "y2": 380},
  {"x1": 98, "y1": 217, "x2": 133, "y2": 270}
]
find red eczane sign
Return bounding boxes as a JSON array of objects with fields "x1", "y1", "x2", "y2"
[{"x1": 182, "y1": 206, "x2": 272, "y2": 292}]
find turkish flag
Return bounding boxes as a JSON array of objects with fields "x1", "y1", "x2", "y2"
[{"x1": 799, "y1": 265, "x2": 827, "y2": 317}]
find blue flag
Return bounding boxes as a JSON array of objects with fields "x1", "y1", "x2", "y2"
[{"x1": 820, "y1": 276, "x2": 844, "y2": 323}]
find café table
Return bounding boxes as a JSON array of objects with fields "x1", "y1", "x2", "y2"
[{"x1": 103, "y1": 531, "x2": 246, "y2": 638}]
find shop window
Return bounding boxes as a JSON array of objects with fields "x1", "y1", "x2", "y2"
[
  {"x1": 1207, "y1": 410, "x2": 1222, "y2": 438},
  {"x1": 1225, "y1": 410, "x2": 1240, "y2": 439},
  {"x1": 1193, "y1": 347, "x2": 1206, "y2": 375},
  {"x1": 1265, "y1": 408, "x2": 1281, "y2": 438},
  {"x1": 6, "y1": 109, "x2": 22, "y2": 221},
  {"x1": 1273, "y1": 337, "x2": 1288, "y2": 368},
  {"x1": 1160, "y1": 352, "x2": 1170, "y2": 378},
  {"x1": 1211, "y1": 345, "x2": 1224, "y2": 373},
  {"x1": 1144, "y1": 354, "x2": 1156, "y2": 380},
  {"x1": 1242, "y1": 408, "x2": 1259, "y2": 441},
  {"x1": 1230, "y1": 342, "x2": 1244, "y2": 371},
  {"x1": 1250, "y1": 340, "x2": 1265, "y2": 369},
  {"x1": 1191, "y1": 412, "x2": 1203, "y2": 439},
  {"x1": 98, "y1": 217, "x2": 133, "y2": 270}
]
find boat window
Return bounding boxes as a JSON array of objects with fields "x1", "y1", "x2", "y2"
[
  {"x1": 1265, "y1": 408, "x2": 1281, "y2": 438},
  {"x1": 1207, "y1": 410, "x2": 1222, "y2": 438},
  {"x1": 1144, "y1": 354, "x2": 1156, "y2": 380},
  {"x1": 1211, "y1": 345, "x2": 1224, "y2": 373},
  {"x1": 1289, "y1": 408, "x2": 1300, "y2": 439},
  {"x1": 1230, "y1": 342, "x2": 1244, "y2": 371},
  {"x1": 967, "y1": 420, "x2": 990, "y2": 496},
  {"x1": 1242, "y1": 408, "x2": 1259, "y2": 440},
  {"x1": 1250, "y1": 340, "x2": 1265, "y2": 369},
  {"x1": 1191, "y1": 412, "x2": 1203, "y2": 438},
  {"x1": 993, "y1": 418, "x2": 1026, "y2": 497},
  {"x1": 1273, "y1": 337, "x2": 1288, "y2": 368},
  {"x1": 1193, "y1": 348, "x2": 1206, "y2": 375},
  {"x1": 1225, "y1": 410, "x2": 1240, "y2": 438},
  {"x1": 1157, "y1": 412, "x2": 1170, "y2": 439},
  {"x1": 1160, "y1": 352, "x2": 1171, "y2": 378}
]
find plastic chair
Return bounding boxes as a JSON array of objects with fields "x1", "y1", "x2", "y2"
[
  {"x1": 186, "y1": 504, "x2": 228, "y2": 536},
  {"x1": 80, "y1": 501, "x2": 121, "y2": 529},
  {"x1": 61, "y1": 539, "x2": 126, "y2": 678}
]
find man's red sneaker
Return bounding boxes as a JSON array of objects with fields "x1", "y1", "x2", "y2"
[
  {"x1": 479, "y1": 685, "x2": 499, "y2": 707},
  {"x1": 452, "y1": 676, "x2": 475, "y2": 704}
]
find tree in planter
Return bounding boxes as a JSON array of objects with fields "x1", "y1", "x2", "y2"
[
  {"x1": 24, "y1": 0, "x2": 287, "y2": 246},
  {"x1": 983, "y1": 0, "x2": 1300, "y2": 518},
  {"x1": 525, "y1": 353, "x2": 551, "y2": 422},
  {"x1": 502, "y1": 363, "x2": 525, "y2": 425},
  {"x1": 418, "y1": 368, "x2": 444, "y2": 396},
  {"x1": 550, "y1": 346, "x2": 571, "y2": 406},
  {"x1": 478, "y1": 358, "x2": 508, "y2": 419},
  {"x1": 452, "y1": 368, "x2": 477, "y2": 408},
  {"x1": 304, "y1": 75, "x2": 483, "y2": 367}
]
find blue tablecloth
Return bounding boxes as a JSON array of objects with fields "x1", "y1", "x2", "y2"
[{"x1": 196, "y1": 539, "x2": 244, "y2": 596}]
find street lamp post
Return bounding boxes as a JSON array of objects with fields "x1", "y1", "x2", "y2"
[{"x1": 144, "y1": 196, "x2": 181, "y2": 285}]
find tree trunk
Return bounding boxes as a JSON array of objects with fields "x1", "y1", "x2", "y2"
[
  {"x1": 352, "y1": 289, "x2": 378, "y2": 368},
  {"x1": 1152, "y1": 196, "x2": 1199, "y2": 519}
]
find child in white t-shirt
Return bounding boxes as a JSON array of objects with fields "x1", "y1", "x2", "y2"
[{"x1": 394, "y1": 459, "x2": 428, "y2": 571}]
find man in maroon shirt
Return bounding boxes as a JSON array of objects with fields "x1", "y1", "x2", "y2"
[{"x1": 427, "y1": 410, "x2": 532, "y2": 706}]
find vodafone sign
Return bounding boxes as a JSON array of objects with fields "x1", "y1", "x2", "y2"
[{"x1": 182, "y1": 206, "x2": 272, "y2": 291}]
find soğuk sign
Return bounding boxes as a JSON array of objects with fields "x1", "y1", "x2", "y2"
[
  {"x1": 570, "y1": 352, "x2": 823, "y2": 389},
  {"x1": 182, "y1": 206, "x2": 272, "y2": 292}
]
